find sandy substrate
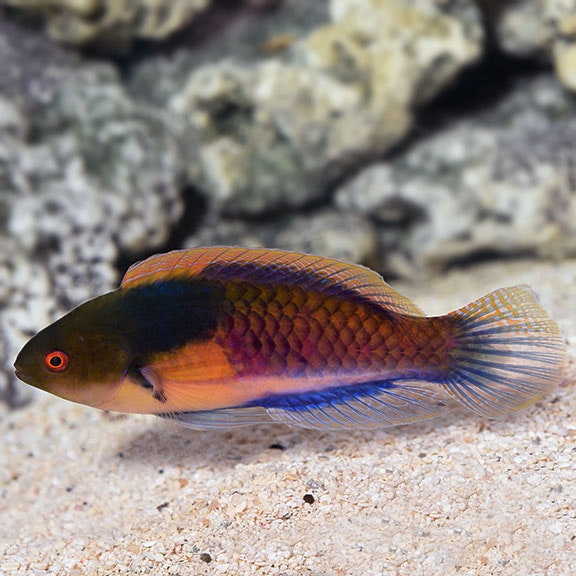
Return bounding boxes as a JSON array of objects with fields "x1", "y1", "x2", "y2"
[{"x1": 2, "y1": 259, "x2": 576, "y2": 576}]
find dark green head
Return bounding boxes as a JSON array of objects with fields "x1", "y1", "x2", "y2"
[
  {"x1": 14, "y1": 291, "x2": 133, "y2": 408},
  {"x1": 14, "y1": 277, "x2": 225, "y2": 411}
]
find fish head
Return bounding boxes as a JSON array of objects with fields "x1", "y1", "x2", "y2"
[{"x1": 14, "y1": 293, "x2": 132, "y2": 409}]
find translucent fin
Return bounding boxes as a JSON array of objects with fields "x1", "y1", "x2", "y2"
[
  {"x1": 265, "y1": 383, "x2": 447, "y2": 430},
  {"x1": 443, "y1": 285, "x2": 566, "y2": 417},
  {"x1": 121, "y1": 246, "x2": 424, "y2": 316},
  {"x1": 158, "y1": 407, "x2": 272, "y2": 430}
]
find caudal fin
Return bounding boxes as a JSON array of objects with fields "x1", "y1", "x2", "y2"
[{"x1": 443, "y1": 286, "x2": 566, "y2": 417}]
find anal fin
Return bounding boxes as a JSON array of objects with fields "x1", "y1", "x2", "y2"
[
  {"x1": 157, "y1": 406, "x2": 272, "y2": 430},
  {"x1": 264, "y1": 381, "x2": 448, "y2": 430},
  {"x1": 157, "y1": 382, "x2": 448, "y2": 431}
]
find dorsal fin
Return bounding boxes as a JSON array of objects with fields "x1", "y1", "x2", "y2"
[{"x1": 121, "y1": 247, "x2": 424, "y2": 316}]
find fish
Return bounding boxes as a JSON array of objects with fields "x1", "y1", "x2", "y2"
[{"x1": 14, "y1": 247, "x2": 566, "y2": 430}]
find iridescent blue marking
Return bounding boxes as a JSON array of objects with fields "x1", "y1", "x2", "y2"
[{"x1": 244, "y1": 380, "x2": 397, "y2": 411}]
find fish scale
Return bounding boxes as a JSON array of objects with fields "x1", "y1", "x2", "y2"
[{"x1": 219, "y1": 280, "x2": 451, "y2": 381}]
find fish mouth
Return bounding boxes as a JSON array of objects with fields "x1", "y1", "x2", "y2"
[
  {"x1": 14, "y1": 369, "x2": 35, "y2": 386},
  {"x1": 14, "y1": 357, "x2": 36, "y2": 386}
]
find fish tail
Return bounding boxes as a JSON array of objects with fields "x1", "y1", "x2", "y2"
[{"x1": 442, "y1": 285, "x2": 566, "y2": 416}]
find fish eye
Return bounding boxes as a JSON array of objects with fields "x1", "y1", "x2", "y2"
[{"x1": 44, "y1": 350, "x2": 69, "y2": 372}]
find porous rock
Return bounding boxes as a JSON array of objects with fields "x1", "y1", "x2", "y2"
[
  {"x1": 185, "y1": 210, "x2": 378, "y2": 266},
  {"x1": 0, "y1": 22, "x2": 184, "y2": 402},
  {"x1": 272, "y1": 210, "x2": 378, "y2": 264},
  {"x1": 126, "y1": 0, "x2": 331, "y2": 107},
  {"x1": 494, "y1": 0, "x2": 576, "y2": 92},
  {"x1": 0, "y1": 0, "x2": 211, "y2": 49},
  {"x1": 171, "y1": 0, "x2": 483, "y2": 215},
  {"x1": 336, "y1": 75, "x2": 576, "y2": 275}
]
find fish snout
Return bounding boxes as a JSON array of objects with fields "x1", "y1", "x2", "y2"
[
  {"x1": 14, "y1": 353, "x2": 37, "y2": 387},
  {"x1": 14, "y1": 364, "x2": 33, "y2": 386}
]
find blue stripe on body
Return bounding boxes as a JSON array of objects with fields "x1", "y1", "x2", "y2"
[{"x1": 244, "y1": 380, "x2": 399, "y2": 411}]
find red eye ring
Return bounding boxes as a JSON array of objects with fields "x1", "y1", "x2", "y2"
[{"x1": 44, "y1": 350, "x2": 69, "y2": 372}]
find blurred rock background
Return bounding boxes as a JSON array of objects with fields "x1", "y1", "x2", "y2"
[{"x1": 0, "y1": 0, "x2": 575, "y2": 405}]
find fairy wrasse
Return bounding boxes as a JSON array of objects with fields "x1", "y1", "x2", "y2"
[{"x1": 14, "y1": 247, "x2": 566, "y2": 430}]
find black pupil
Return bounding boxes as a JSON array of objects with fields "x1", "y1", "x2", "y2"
[{"x1": 49, "y1": 355, "x2": 62, "y2": 367}]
